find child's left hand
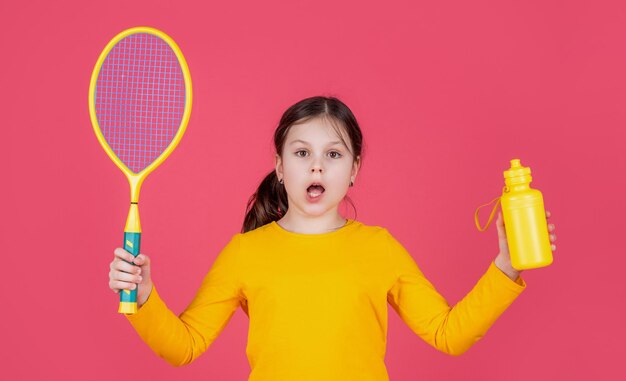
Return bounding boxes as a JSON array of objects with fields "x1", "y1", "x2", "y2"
[{"x1": 494, "y1": 210, "x2": 557, "y2": 280}]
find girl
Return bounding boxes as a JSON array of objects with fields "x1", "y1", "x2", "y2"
[{"x1": 108, "y1": 96, "x2": 557, "y2": 380}]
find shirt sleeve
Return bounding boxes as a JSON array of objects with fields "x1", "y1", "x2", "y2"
[
  {"x1": 384, "y1": 229, "x2": 526, "y2": 356},
  {"x1": 125, "y1": 233, "x2": 245, "y2": 366}
]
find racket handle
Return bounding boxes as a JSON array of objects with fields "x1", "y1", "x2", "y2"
[{"x1": 118, "y1": 231, "x2": 142, "y2": 314}]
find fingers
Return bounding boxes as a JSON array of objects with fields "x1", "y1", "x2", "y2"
[
  {"x1": 111, "y1": 255, "x2": 140, "y2": 274},
  {"x1": 546, "y1": 211, "x2": 555, "y2": 232},
  {"x1": 109, "y1": 266, "x2": 143, "y2": 291},
  {"x1": 112, "y1": 248, "x2": 149, "y2": 268},
  {"x1": 496, "y1": 211, "x2": 504, "y2": 226},
  {"x1": 548, "y1": 228, "x2": 556, "y2": 251},
  {"x1": 114, "y1": 247, "x2": 136, "y2": 263},
  {"x1": 133, "y1": 253, "x2": 149, "y2": 266},
  {"x1": 111, "y1": 268, "x2": 143, "y2": 283},
  {"x1": 110, "y1": 280, "x2": 139, "y2": 293},
  {"x1": 545, "y1": 210, "x2": 556, "y2": 251},
  {"x1": 546, "y1": 210, "x2": 554, "y2": 229},
  {"x1": 110, "y1": 248, "x2": 149, "y2": 293}
]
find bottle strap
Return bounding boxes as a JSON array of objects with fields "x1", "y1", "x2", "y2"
[{"x1": 474, "y1": 196, "x2": 501, "y2": 232}]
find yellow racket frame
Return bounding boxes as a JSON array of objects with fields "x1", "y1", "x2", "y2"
[
  {"x1": 89, "y1": 26, "x2": 192, "y2": 232},
  {"x1": 88, "y1": 26, "x2": 192, "y2": 313}
]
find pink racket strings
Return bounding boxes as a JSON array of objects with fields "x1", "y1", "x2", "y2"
[{"x1": 94, "y1": 33, "x2": 186, "y2": 174}]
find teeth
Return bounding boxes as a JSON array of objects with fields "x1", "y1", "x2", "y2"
[{"x1": 307, "y1": 185, "x2": 324, "y2": 197}]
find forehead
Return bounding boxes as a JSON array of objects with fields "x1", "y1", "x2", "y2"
[{"x1": 286, "y1": 117, "x2": 348, "y2": 145}]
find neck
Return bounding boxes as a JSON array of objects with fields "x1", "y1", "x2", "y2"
[{"x1": 277, "y1": 212, "x2": 347, "y2": 234}]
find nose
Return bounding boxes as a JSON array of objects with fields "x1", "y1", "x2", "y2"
[{"x1": 310, "y1": 160, "x2": 323, "y2": 173}]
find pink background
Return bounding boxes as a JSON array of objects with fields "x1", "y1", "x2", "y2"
[{"x1": 2, "y1": 0, "x2": 624, "y2": 380}]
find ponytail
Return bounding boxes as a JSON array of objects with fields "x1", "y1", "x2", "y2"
[{"x1": 242, "y1": 170, "x2": 288, "y2": 233}]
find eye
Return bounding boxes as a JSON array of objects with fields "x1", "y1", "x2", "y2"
[
  {"x1": 295, "y1": 150, "x2": 308, "y2": 157},
  {"x1": 329, "y1": 151, "x2": 342, "y2": 159}
]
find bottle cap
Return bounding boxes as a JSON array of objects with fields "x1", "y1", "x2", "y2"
[{"x1": 503, "y1": 158, "x2": 532, "y2": 186}]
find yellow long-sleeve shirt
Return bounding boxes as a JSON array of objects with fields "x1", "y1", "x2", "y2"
[{"x1": 125, "y1": 218, "x2": 526, "y2": 380}]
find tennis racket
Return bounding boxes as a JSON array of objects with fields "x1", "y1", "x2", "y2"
[{"x1": 88, "y1": 26, "x2": 192, "y2": 314}]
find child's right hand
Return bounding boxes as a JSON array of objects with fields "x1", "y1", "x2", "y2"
[{"x1": 109, "y1": 248, "x2": 153, "y2": 308}]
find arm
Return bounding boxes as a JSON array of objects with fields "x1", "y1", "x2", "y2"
[
  {"x1": 125, "y1": 234, "x2": 245, "y2": 366},
  {"x1": 385, "y1": 229, "x2": 526, "y2": 356}
]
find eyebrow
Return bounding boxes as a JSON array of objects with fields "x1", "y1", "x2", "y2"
[{"x1": 289, "y1": 139, "x2": 343, "y2": 146}]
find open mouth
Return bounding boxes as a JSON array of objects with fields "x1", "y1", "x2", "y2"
[{"x1": 307, "y1": 183, "x2": 325, "y2": 198}]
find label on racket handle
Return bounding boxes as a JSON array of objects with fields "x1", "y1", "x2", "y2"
[{"x1": 118, "y1": 231, "x2": 142, "y2": 314}]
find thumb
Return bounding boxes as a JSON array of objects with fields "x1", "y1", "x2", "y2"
[
  {"x1": 134, "y1": 254, "x2": 151, "y2": 279},
  {"x1": 134, "y1": 253, "x2": 150, "y2": 267},
  {"x1": 496, "y1": 211, "x2": 507, "y2": 236}
]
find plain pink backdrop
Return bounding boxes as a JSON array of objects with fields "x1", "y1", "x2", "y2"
[{"x1": 2, "y1": 0, "x2": 624, "y2": 380}]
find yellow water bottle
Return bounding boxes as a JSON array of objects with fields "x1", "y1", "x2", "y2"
[{"x1": 475, "y1": 159, "x2": 553, "y2": 270}]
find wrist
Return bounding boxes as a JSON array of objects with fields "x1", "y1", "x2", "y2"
[
  {"x1": 138, "y1": 282, "x2": 154, "y2": 308},
  {"x1": 494, "y1": 254, "x2": 521, "y2": 281}
]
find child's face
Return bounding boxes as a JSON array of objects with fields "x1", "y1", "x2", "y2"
[{"x1": 276, "y1": 117, "x2": 359, "y2": 219}]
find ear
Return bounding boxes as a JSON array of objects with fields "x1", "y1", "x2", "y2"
[
  {"x1": 275, "y1": 154, "x2": 283, "y2": 179},
  {"x1": 351, "y1": 155, "x2": 361, "y2": 181}
]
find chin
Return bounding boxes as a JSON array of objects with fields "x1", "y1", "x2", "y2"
[{"x1": 299, "y1": 201, "x2": 336, "y2": 216}]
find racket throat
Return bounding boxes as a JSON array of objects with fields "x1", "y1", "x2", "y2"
[{"x1": 125, "y1": 203, "x2": 142, "y2": 233}]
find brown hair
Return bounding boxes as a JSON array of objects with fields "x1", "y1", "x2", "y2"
[{"x1": 241, "y1": 96, "x2": 364, "y2": 233}]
